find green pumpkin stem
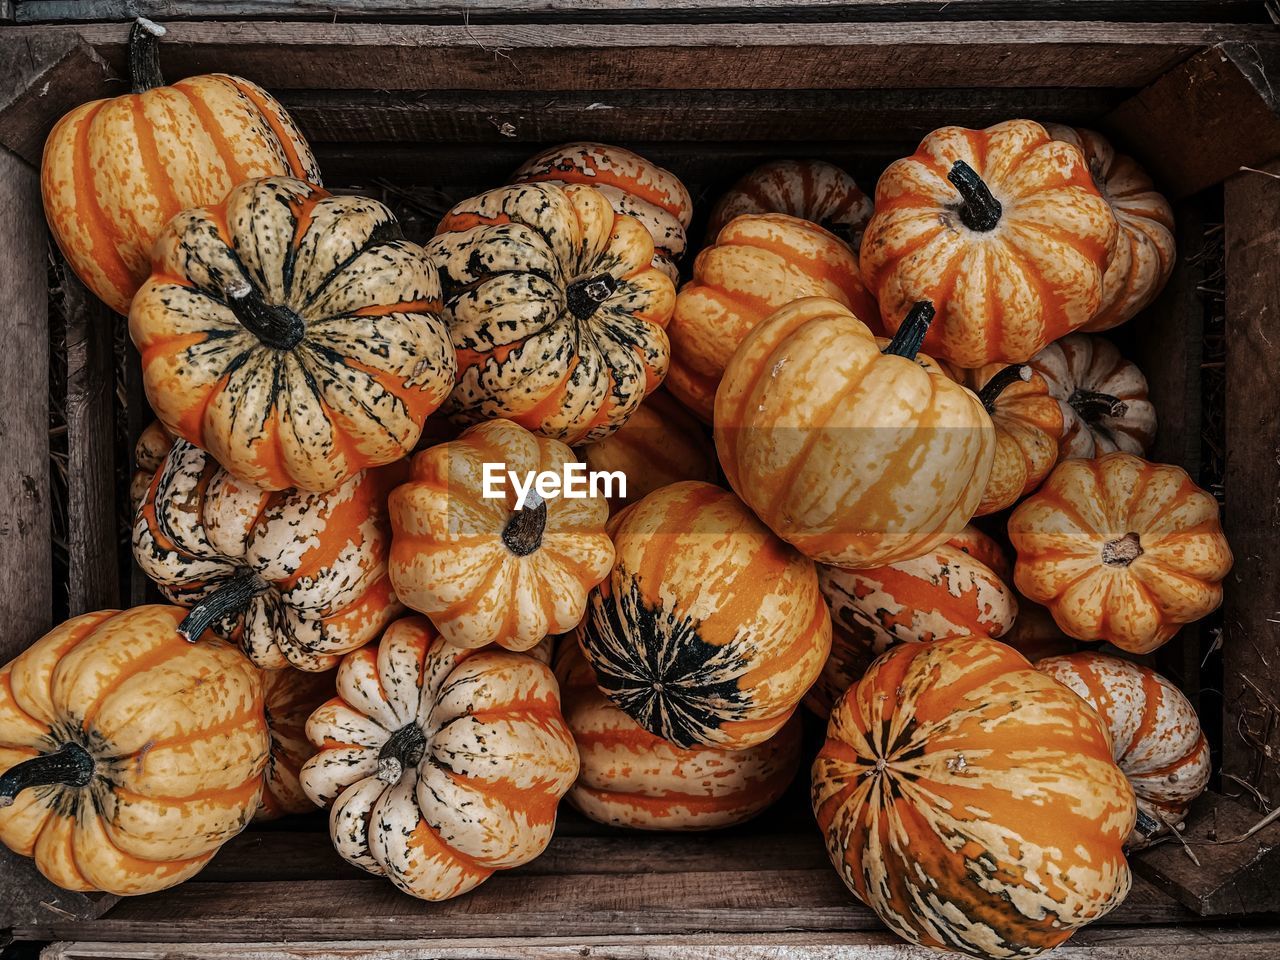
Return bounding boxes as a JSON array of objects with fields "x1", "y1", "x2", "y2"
[
  {"x1": 502, "y1": 494, "x2": 548, "y2": 557},
  {"x1": 129, "y1": 18, "x2": 167, "y2": 94},
  {"x1": 882, "y1": 301, "x2": 936, "y2": 360},
  {"x1": 178, "y1": 570, "x2": 268, "y2": 643},
  {"x1": 978, "y1": 364, "x2": 1032, "y2": 412},
  {"x1": 377, "y1": 723, "x2": 427, "y2": 784},
  {"x1": 1069, "y1": 387, "x2": 1129, "y2": 423},
  {"x1": 223, "y1": 278, "x2": 307, "y2": 350},
  {"x1": 565, "y1": 273, "x2": 619, "y2": 321},
  {"x1": 0, "y1": 743, "x2": 95, "y2": 808},
  {"x1": 948, "y1": 160, "x2": 1003, "y2": 233}
]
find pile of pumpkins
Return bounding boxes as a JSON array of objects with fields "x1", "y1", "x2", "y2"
[{"x1": 0, "y1": 20, "x2": 1233, "y2": 960}]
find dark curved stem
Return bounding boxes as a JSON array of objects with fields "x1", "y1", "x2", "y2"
[
  {"x1": 377, "y1": 723, "x2": 427, "y2": 783},
  {"x1": 978, "y1": 364, "x2": 1032, "y2": 412},
  {"x1": 882, "y1": 301, "x2": 935, "y2": 360},
  {"x1": 224, "y1": 279, "x2": 307, "y2": 350},
  {"x1": 0, "y1": 743, "x2": 95, "y2": 808},
  {"x1": 178, "y1": 570, "x2": 268, "y2": 642},
  {"x1": 502, "y1": 496, "x2": 547, "y2": 557},
  {"x1": 1069, "y1": 387, "x2": 1129, "y2": 423},
  {"x1": 948, "y1": 160, "x2": 1003, "y2": 232},
  {"x1": 128, "y1": 19, "x2": 166, "y2": 94},
  {"x1": 565, "y1": 273, "x2": 618, "y2": 321},
  {"x1": 1102, "y1": 532, "x2": 1144, "y2": 567}
]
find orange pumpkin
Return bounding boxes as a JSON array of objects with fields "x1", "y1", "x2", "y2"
[
  {"x1": 1009, "y1": 453, "x2": 1233, "y2": 653},
  {"x1": 1046, "y1": 125, "x2": 1176, "y2": 331},
  {"x1": 578, "y1": 481, "x2": 831, "y2": 750},
  {"x1": 556, "y1": 640, "x2": 800, "y2": 830},
  {"x1": 860, "y1": 119, "x2": 1117, "y2": 368},
  {"x1": 255, "y1": 668, "x2": 333, "y2": 821},
  {"x1": 0, "y1": 607, "x2": 268, "y2": 895},
  {"x1": 668, "y1": 214, "x2": 878, "y2": 422},
  {"x1": 715, "y1": 296, "x2": 996, "y2": 568},
  {"x1": 511, "y1": 142, "x2": 692, "y2": 283},
  {"x1": 812, "y1": 636, "x2": 1136, "y2": 958},
  {"x1": 578, "y1": 388, "x2": 717, "y2": 513},
  {"x1": 41, "y1": 21, "x2": 320, "y2": 315},
  {"x1": 388, "y1": 419, "x2": 615, "y2": 652},
  {"x1": 1037, "y1": 652, "x2": 1209, "y2": 848},
  {"x1": 707, "y1": 159, "x2": 873, "y2": 250},
  {"x1": 128, "y1": 420, "x2": 175, "y2": 513}
]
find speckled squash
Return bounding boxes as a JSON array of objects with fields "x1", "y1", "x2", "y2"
[
  {"x1": 1046, "y1": 125, "x2": 1176, "y2": 332},
  {"x1": 578, "y1": 389, "x2": 717, "y2": 513},
  {"x1": 133, "y1": 439, "x2": 404, "y2": 672},
  {"x1": 715, "y1": 296, "x2": 996, "y2": 569},
  {"x1": 1037, "y1": 652, "x2": 1209, "y2": 848},
  {"x1": 300, "y1": 617, "x2": 578, "y2": 902},
  {"x1": 255, "y1": 668, "x2": 333, "y2": 821},
  {"x1": 812, "y1": 636, "x2": 1136, "y2": 959},
  {"x1": 860, "y1": 119, "x2": 1117, "y2": 368},
  {"x1": 0, "y1": 606, "x2": 268, "y2": 895},
  {"x1": 579, "y1": 481, "x2": 831, "y2": 750},
  {"x1": 41, "y1": 22, "x2": 321, "y2": 315},
  {"x1": 1028, "y1": 334, "x2": 1156, "y2": 460},
  {"x1": 1009, "y1": 452, "x2": 1232, "y2": 654},
  {"x1": 388, "y1": 419, "x2": 615, "y2": 652},
  {"x1": 128, "y1": 420, "x2": 175, "y2": 513},
  {"x1": 130, "y1": 176, "x2": 456, "y2": 493},
  {"x1": 668, "y1": 213, "x2": 879, "y2": 422},
  {"x1": 428, "y1": 182, "x2": 676, "y2": 445},
  {"x1": 511, "y1": 141, "x2": 693, "y2": 282},
  {"x1": 707, "y1": 159, "x2": 874, "y2": 250},
  {"x1": 556, "y1": 639, "x2": 800, "y2": 830}
]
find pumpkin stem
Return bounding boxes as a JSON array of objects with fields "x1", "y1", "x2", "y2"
[
  {"x1": 128, "y1": 18, "x2": 167, "y2": 94},
  {"x1": 948, "y1": 160, "x2": 1003, "y2": 232},
  {"x1": 502, "y1": 493, "x2": 547, "y2": 557},
  {"x1": 0, "y1": 743, "x2": 95, "y2": 808},
  {"x1": 377, "y1": 723, "x2": 427, "y2": 784},
  {"x1": 978, "y1": 365, "x2": 1032, "y2": 412},
  {"x1": 565, "y1": 273, "x2": 618, "y2": 321},
  {"x1": 178, "y1": 570, "x2": 269, "y2": 643},
  {"x1": 223, "y1": 278, "x2": 307, "y2": 351},
  {"x1": 1102, "y1": 532, "x2": 1144, "y2": 567},
  {"x1": 1069, "y1": 387, "x2": 1129, "y2": 423},
  {"x1": 882, "y1": 301, "x2": 935, "y2": 360}
]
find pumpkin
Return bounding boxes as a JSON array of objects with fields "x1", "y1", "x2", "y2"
[
  {"x1": 948, "y1": 522, "x2": 1013, "y2": 580},
  {"x1": 1028, "y1": 333, "x2": 1156, "y2": 460},
  {"x1": 388, "y1": 418, "x2": 615, "y2": 652},
  {"x1": 860, "y1": 119, "x2": 1117, "y2": 368},
  {"x1": 1003, "y1": 599, "x2": 1077, "y2": 663},
  {"x1": 707, "y1": 160, "x2": 874, "y2": 250},
  {"x1": 812, "y1": 636, "x2": 1136, "y2": 959},
  {"x1": 1037, "y1": 652, "x2": 1209, "y2": 848},
  {"x1": 947, "y1": 363, "x2": 1064, "y2": 515},
  {"x1": 715, "y1": 296, "x2": 996, "y2": 568},
  {"x1": 667, "y1": 213, "x2": 879, "y2": 422},
  {"x1": 1008, "y1": 452, "x2": 1232, "y2": 653},
  {"x1": 133, "y1": 439, "x2": 404, "y2": 672},
  {"x1": 130, "y1": 176, "x2": 455, "y2": 493},
  {"x1": 299, "y1": 617, "x2": 578, "y2": 901},
  {"x1": 578, "y1": 388, "x2": 718, "y2": 512},
  {"x1": 41, "y1": 21, "x2": 321, "y2": 316},
  {"x1": 808, "y1": 525, "x2": 1016, "y2": 718},
  {"x1": 511, "y1": 141, "x2": 693, "y2": 283},
  {"x1": 1046, "y1": 125, "x2": 1176, "y2": 332},
  {"x1": 579, "y1": 481, "x2": 830, "y2": 750},
  {"x1": 427, "y1": 182, "x2": 676, "y2": 445},
  {"x1": 255, "y1": 668, "x2": 333, "y2": 821},
  {"x1": 556, "y1": 639, "x2": 801, "y2": 830},
  {"x1": 128, "y1": 420, "x2": 175, "y2": 513},
  {"x1": 0, "y1": 606, "x2": 268, "y2": 895}
]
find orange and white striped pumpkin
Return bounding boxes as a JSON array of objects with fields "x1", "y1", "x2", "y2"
[
  {"x1": 388, "y1": 419, "x2": 615, "y2": 652},
  {"x1": 511, "y1": 141, "x2": 693, "y2": 282},
  {"x1": 860, "y1": 119, "x2": 1117, "y2": 368},
  {"x1": 0, "y1": 606, "x2": 268, "y2": 895},
  {"x1": 133, "y1": 440, "x2": 404, "y2": 672},
  {"x1": 255, "y1": 668, "x2": 333, "y2": 821},
  {"x1": 707, "y1": 159, "x2": 874, "y2": 250},
  {"x1": 557, "y1": 640, "x2": 800, "y2": 830},
  {"x1": 300, "y1": 617, "x2": 578, "y2": 901},
  {"x1": 668, "y1": 213, "x2": 878, "y2": 422},
  {"x1": 812, "y1": 636, "x2": 1136, "y2": 959},
  {"x1": 1009, "y1": 453, "x2": 1232, "y2": 654},
  {"x1": 1046, "y1": 125, "x2": 1176, "y2": 332},
  {"x1": 41, "y1": 21, "x2": 321, "y2": 316},
  {"x1": 579, "y1": 481, "x2": 831, "y2": 750},
  {"x1": 715, "y1": 296, "x2": 996, "y2": 568},
  {"x1": 1037, "y1": 652, "x2": 1209, "y2": 848}
]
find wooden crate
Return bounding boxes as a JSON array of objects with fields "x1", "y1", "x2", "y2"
[{"x1": 2, "y1": 3, "x2": 1280, "y2": 956}]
